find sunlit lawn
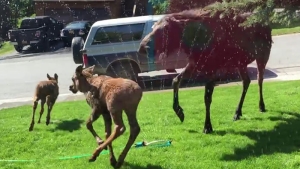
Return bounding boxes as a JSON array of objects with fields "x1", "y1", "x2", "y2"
[
  {"x1": 0, "y1": 80, "x2": 300, "y2": 169},
  {"x1": 0, "y1": 42, "x2": 14, "y2": 56},
  {"x1": 272, "y1": 20, "x2": 300, "y2": 35}
]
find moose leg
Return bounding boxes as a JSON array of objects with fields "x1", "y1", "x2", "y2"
[
  {"x1": 257, "y1": 60, "x2": 267, "y2": 112},
  {"x1": 86, "y1": 107, "x2": 105, "y2": 146},
  {"x1": 45, "y1": 95, "x2": 56, "y2": 126},
  {"x1": 233, "y1": 66, "x2": 251, "y2": 121},
  {"x1": 29, "y1": 97, "x2": 39, "y2": 131},
  {"x1": 102, "y1": 111, "x2": 117, "y2": 166},
  {"x1": 172, "y1": 63, "x2": 194, "y2": 122},
  {"x1": 37, "y1": 98, "x2": 46, "y2": 123},
  {"x1": 203, "y1": 80, "x2": 215, "y2": 134},
  {"x1": 89, "y1": 110, "x2": 125, "y2": 162},
  {"x1": 114, "y1": 106, "x2": 141, "y2": 168}
]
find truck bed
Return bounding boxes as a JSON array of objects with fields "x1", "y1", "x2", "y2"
[{"x1": 8, "y1": 26, "x2": 46, "y2": 46}]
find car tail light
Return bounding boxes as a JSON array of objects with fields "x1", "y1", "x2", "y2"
[
  {"x1": 60, "y1": 30, "x2": 64, "y2": 37},
  {"x1": 82, "y1": 53, "x2": 88, "y2": 66},
  {"x1": 8, "y1": 32, "x2": 11, "y2": 39},
  {"x1": 35, "y1": 31, "x2": 41, "y2": 37},
  {"x1": 79, "y1": 30, "x2": 85, "y2": 35}
]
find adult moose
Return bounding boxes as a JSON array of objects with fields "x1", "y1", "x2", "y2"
[{"x1": 138, "y1": 9, "x2": 272, "y2": 133}]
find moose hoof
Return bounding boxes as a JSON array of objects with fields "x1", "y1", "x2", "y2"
[
  {"x1": 259, "y1": 102, "x2": 266, "y2": 112},
  {"x1": 203, "y1": 123, "x2": 213, "y2": 134},
  {"x1": 259, "y1": 106, "x2": 266, "y2": 112},
  {"x1": 174, "y1": 106, "x2": 185, "y2": 122},
  {"x1": 203, "y1": 128, "x2": 213, "y2": 134},
  {"x1": 88, "y1": 157, "x2": 96, "y2": 162},
  {"x1": 114, "y1": 160, "x2": 124, "y2": 169},
  {"x1": 233, "y1": 110, "x2": 242, "y2": 121},
  {"x1": 29, "y1": 127, "x2": 33, "y2": 132},
  {"x1": 37, "y1": 121, "x2": 41, "y2": 124},
  {"x1": 233, "y1": 114, "x2": 241, "y2": 121},
  {"x1": 110, "y1": 156, "x2": 117, "y2": 167}
]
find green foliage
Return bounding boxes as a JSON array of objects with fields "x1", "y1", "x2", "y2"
[
  {"x1": 9, "y1": 0, "x2": 35, "y2": 18},
  {"x1": 2, "y1": 0, "x2": 35, "y2": 28},
  {"x1": 149, "y1": 0, "x2": 170, "y2": 14},
  {"x1": 204, "y1": 0, "x2": 300, "y2": 27},
  {"x1": 150, "y1": 0, "x2": 300, "y2": 27}
]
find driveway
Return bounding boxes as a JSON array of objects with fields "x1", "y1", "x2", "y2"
[{"x1": 0, "y1": 33, "x2": 300, "y2": 105}]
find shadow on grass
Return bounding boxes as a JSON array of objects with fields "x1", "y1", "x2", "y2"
[
  {"x1": 221, "y1": 111, "x2": 300, "y2": 161},
  {"x1": 123, "y1": 162, "x2": 163, "y2": 169},
  {"x1": 54, "y1": 118, "x2": 84, "y2": 132},
  {"x1": 271, "y1": 20, "x2": 300, "y2": 29}
]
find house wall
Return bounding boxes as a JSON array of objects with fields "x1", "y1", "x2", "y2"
[{"x1": 35, "y1": 1, "x2": 121, "y2": 24}]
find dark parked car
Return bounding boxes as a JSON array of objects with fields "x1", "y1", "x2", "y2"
[
  {"x1": 60, "y1": 21, "x2": 92, "y2": 47},
  {"x1": 7, "y1": 16, "x2": 63, "y2": 52}
]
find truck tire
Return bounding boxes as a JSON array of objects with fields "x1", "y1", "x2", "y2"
[
  {"x1": 14, "y1": 45, "x2": 23, "y2": 53},
  {"x1": 71, "y1": 37, "x2": 84, "y2": 64},
  {"x1": 106, "y1": 60, "x2": 141, "y2": 82},
  {"x1": 38, "y1": 36, "x2": 50, "y2": 52},
  {"x1": 43, "y1": 36, "x2": 50, "y2": 52}
]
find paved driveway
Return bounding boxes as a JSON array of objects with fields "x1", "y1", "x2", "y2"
[{"x1": 0, "y1": 33, "x2": 299, "y2": 102}]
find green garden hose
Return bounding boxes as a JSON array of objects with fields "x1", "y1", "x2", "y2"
[{"x1": 0, "y1": 140, "x2": 172, "y2": 162}]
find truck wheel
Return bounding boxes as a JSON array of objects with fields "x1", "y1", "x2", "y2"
[
  {"x1": 14, "y1": 45, "x2": 23, "y2": 53},
  {"x1": 106, "y1": 61, "x2": 140, "y2": 82},
  {"x1": 71, "y1": 37, "x2": 84, "y2": 64},
  {"x1": 43, "y1": 36, "x2": 50, "y2": 52}
]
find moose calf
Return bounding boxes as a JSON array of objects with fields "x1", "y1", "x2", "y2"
[
  {"x1": 69, "y1": 65, "x2": 143, "y2": 168},
  {"x1": 29, "y1": 73, "x2": 59, "y2": 131}
]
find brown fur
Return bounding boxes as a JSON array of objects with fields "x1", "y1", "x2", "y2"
[
  {"x1": 69, "y1": 65, "x2": 143, "y2": 168},
  {"x1": 29, "y1": 73, "x2": 59, "y2": 131},
  {"x1": 139, "y1": 8, "x2": 272, "y2": 133}
]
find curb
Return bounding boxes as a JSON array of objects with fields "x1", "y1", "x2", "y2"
[{"x1": 0, "y1": 71, "x2": 299, "y2": 110}]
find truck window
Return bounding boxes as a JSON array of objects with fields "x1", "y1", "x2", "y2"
[
  {"x1": 92, "y1": 23, "x2": 145, "y2": 45},
  {"x1": 20, "y1": 19, "x2": 45, "y2": 29}
]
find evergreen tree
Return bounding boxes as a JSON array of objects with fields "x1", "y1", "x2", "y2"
[
  {"x1": 204, "y1": 0, "x2": 300, "y2": 27},
  {"x1": 149, "y1": 0, "x2": 300, "y2": 26}
]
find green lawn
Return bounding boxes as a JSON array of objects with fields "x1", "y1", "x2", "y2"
[
  {"x1": 272, "y1": 21, "x2": 300, "y2": 36},
  {"x1": 0, "y1": 42, "x2": 14, "y2": 56},
  {"x1": 0, "y1": 80, "x2": 300, "y2": 169}
]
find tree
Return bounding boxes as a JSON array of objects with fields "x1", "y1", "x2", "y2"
[
  {"x1": 204, "y1": 0, "x2": 300, "y2": 27},
  {"x1": 148, "y1": 0, "x2": 170, "y2": 14},
  {"x1": 149, "y1": 0, "x2": 300, "y2": 27},
  {"x1": 0, "y1": 0, "x2": 13, "y2": 40}
]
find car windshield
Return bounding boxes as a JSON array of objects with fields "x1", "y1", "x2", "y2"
[
  {"x1": 20, "y1": 19, "x2": 44, "y2": 29},
  {"x1": 65, "y1": 22, "x2": 86, "y2": 29}
]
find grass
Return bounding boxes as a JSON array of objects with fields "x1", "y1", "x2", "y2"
[
  {"x1": 0, "y1": 42, "x2": 14, "y2": 56},
  {"x1": 0, "y1": 80, "x2": 300, "y2": 169},
  {"x1": 271, "y1": 20, "x2": 300, "y2": 36}
]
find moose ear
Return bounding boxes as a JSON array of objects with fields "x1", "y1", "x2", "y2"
[
  {"x1": 83, "y1": 65, "x2": 95, "y2": 75},
  {"x1": 47, "y1": 73, "x2": 51, "y2": 79},
  {"x1": 76, "y1": 65, "x2": 83, "y2": 74},
  {"x1": 54, "y1": 73, "x2": 58, "y2": 80}
]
